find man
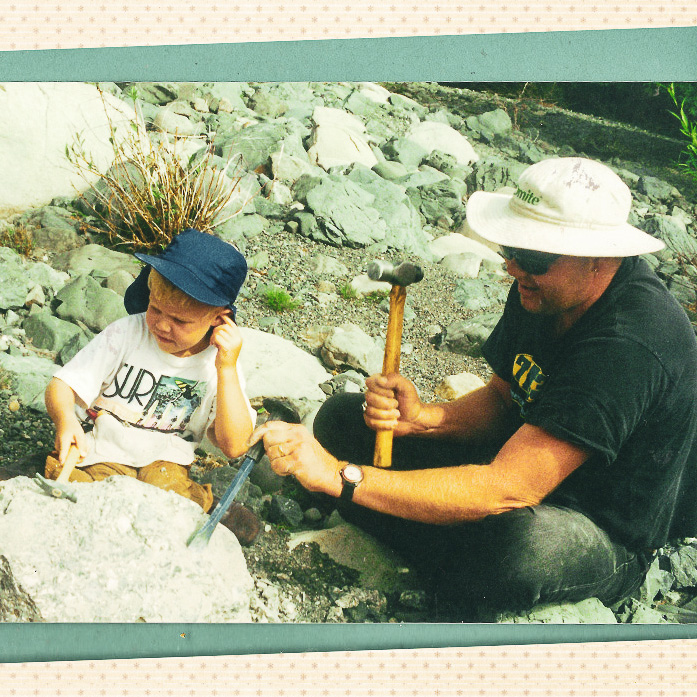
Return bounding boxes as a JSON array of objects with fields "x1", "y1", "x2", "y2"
[{"x1": 249, "y1": 157, "x2": 697, "y2": 616}]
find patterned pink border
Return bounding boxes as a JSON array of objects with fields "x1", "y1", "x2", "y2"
[
  {"x1": 2, "y1": 641, "x2": 697, "y2": 694},
  {"x1": 0, "y1": 0, "x2": 695, "y2": 50}
]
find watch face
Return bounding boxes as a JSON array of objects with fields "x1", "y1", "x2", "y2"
[{"x1": 341, "y1": 464, "x2": 363, "y2": 485}]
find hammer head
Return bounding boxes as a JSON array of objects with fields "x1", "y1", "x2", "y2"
[{"x1": 367, "y1": 260, "x2": 424, "y2": 287}]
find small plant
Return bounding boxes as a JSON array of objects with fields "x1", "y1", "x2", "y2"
[
  {"x1": 338, "y1": 283, "x2": 388, "y2": 304},
  {"x1": 664, "y1": 83, "x2": 697, "y2": 182},
  {"x1": 0, "y1": 225, "x2": 34, "y2": 257},
  {"x1": 338, "y1": 283, "x2": 359, "y2": 300},
  {"x1": 365, "y1": 290, "x2": 389, "y2": 304},
  {"x1": 261, "y1": 284, "x2": 301, "y2": 313},
  {"x1": 0, "y1": 367, "x2": 14, "y2": 391},
  {"x1": 66, "y1": 87, "x2": 254, "y2": 253}
]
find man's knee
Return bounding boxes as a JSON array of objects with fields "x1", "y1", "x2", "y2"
[
  {"x1": 313, "y1": 392, "x2": 374, "y2": 463},
  {"x1": 456, "y1": 509, "x2": 551, "y2": 610},
  {"x1": 448, "y1": 506, "x2": 644, "y2": 612},
  {"x1": 313, "y1": 393, "x2": 365, "y2": 443}
]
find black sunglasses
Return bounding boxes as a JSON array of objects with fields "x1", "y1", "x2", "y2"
[{"x1": 500, "y1": 246, "x2": 561, "y2": 276}]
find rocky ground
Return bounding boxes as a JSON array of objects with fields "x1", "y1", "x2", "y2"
[{"x1": 2, "y1": 81, "x2": 697, "y2": 624}]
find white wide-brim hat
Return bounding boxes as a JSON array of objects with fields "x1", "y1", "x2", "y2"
[{"x1": 465, "y1": 157, "x2": 666, "y2": 257}]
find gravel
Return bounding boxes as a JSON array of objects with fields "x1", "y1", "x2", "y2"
[{"x1": 236, "y1": 228, "x2": 497, "y2": 396}]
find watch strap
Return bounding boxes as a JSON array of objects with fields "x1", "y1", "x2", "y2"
[{"x1": 340, "y1": 478, "x2": 358, "y2": 502}]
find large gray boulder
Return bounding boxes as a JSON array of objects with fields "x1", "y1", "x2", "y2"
[
  {"x1": 0, "y1": 476, "x2": 253, "y2": 622},
  {"x1": 668, "y1": 544, "x2": 697, "y2": 589},
  {"x1": 50, "y1": 244, "x2": 141, "y2": 279},
  {"x1": 465, "y1": 108, "x2": 514, "y2": 139},
  {"x1": 0, "y1": 353, "x2": 56, "y2": 412},
  {"x1": 496, "y1": 597, "x2": 618, "y2": 624},
  {"x1": 466, "y1": 155, "x2": 527, "y2": 193},
  {"x1": 454, "y1": 278, "x2": 510, "y2": 312},
  {"x1": 403, "y1": 121, "x2": 479, "y2": 167},
  {"x1": 0, "y1": 82, "x2": 141, "y2": 217},
  {"x1": 0, "y1": 248, "x2": 33, "y2": 310},
  {"x1": 320, "y1": 322, "x2": 384, "y2": 376},
  {"x1": 642, "y1": 215, "x2": 697, "y2": 257},
  {"x1": 54, "y1": 275, "x2": 128, "y2": 333},
  {"x1": 304, "y1": 177, "x2": 387, "y2": 248},
  {"x1": 22, "y1": 310, "x2": 84, "y2": 353},
  {"x1": 238, "y1": 327, "x2": 331, "y2": 403},
  {"x1": 25, "y1": 206, "x2": 84, "y2": 254},
  {"x1": 216, "y1": 121, "x2": 299, "y2": 172},
  {"x1": 204, "y1": 82, "x2": 250, "y2": 112},
  {"x1": 346, "y1": 166, "x2": 433, "y2": 258},
  {"x1": 307, "y1": 106, "x2": 379, "y2": 171},
  {"x1": 440, "y1": 313, "x2": 503, "y2": 357},
  {"x1": 0, "y1": 555, "x2": 43, "y2": 622}
]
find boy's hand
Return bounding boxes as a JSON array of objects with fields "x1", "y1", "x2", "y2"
[
  {"x1": 54, "y1": 415, "x2": 87, "y2": 464},
  {"x1": 211, "y1": 315, "x2": 243, "y2": 371}
]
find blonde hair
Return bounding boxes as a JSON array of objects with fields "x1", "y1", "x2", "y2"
[{"x1": 147, "y1": 269, "x2": 222, "y2": 317}]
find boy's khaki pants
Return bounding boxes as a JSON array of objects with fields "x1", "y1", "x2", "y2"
[{"x1": 44, "y1": 454, "x2": 214, "y2": 512}]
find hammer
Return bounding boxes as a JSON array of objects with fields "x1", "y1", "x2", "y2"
[
  {"x1": 367, "y1": 260, "x2": 424, "y2": 468},
  {"x1": 33, "y1": 443, "x2": 82, "y2": 502}
]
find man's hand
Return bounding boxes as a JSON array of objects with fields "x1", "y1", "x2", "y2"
[
  {"x1": 210, "y1": 315, "x2": 243, "y2": 371},
  {"x1": 246, "y1": 421, "x2": 344, "y2": 497},
  {"x1": 363, "y1": 373, "x2": 424, "y2": 437}
]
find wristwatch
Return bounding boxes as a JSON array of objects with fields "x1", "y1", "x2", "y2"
[{"x1": 339, "y1": 464, "x2": 364, "y2": 501}]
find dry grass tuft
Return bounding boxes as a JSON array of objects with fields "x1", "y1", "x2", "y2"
[
  {"x1": 67, "y1": 88, "x2": 254, "y2": 253},
  {"x1": 0, "y1": 225, "x2": 34, "y2": 257}
]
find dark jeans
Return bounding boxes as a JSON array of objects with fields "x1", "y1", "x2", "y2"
[{"x1": 313, "y1": 392, "x2": 649, "y2": 616}]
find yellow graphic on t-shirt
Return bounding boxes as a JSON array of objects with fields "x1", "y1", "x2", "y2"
[{"x1": 512, "y1": 353, "x2": 547, "y2": 404}]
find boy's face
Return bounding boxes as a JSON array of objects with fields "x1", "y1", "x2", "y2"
[{"x1": 145, "y1": 294, "x2": 225, "y2": 357}]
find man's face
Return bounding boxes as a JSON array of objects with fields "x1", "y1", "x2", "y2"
[
  {"x1": 146, "y1": 295, "x2": 222, "y2": 357},
  {"x1": 504, "y1": 252, "x2": 598, "y2": 318}
]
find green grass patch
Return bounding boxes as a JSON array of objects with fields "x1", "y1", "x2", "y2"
[{"x1": 261, "y1": 284, "x2": 301, "y2": 313}]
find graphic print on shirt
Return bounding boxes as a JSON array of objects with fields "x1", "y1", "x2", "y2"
[
  {"x1": 511, "y1": 353, "x2": 547, "y2": 416},
  {"x1": 94, "y1": 362, "x2": 207, "y2": 433}
]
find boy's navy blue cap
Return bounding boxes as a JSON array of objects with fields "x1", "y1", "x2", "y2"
[{"x1": 124, "y1": 228, "x2": 247, "y2": 318}]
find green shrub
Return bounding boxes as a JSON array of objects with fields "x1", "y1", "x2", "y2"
[{"x1": 664, "y1": 83, "x2": 697, "y2": 182}]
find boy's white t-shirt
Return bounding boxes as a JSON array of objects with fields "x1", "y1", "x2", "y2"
[{"x1": 53, "y1": 313, "x2": 255, "y2": 469}]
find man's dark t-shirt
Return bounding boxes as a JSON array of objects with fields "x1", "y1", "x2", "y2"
[{"x1": 482, "y1": 257, "x2": 697, "y2": 552}]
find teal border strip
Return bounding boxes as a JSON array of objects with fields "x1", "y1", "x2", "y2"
[
  {"x1": 1, "y1": 27, "x2": 696, "y2": 81},
  {"x1": 3, "y1": 623, "x2": 697, "y2": 662},
  {"x1": 1, "y1": 27, "x2": 696, "y2": 661}
]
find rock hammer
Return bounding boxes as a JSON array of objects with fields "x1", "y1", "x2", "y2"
[
  {"x1": 33, "y1": 443, "x2": 82, "y2": 502},
  {"x1": 367, "y1": 259, "x2": 424, "y2": 468}
]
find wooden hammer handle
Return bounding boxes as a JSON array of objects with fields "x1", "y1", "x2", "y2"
[
  {"x1": 373, "y1": 285, "x2": 407, "y2": 469},
  {"x1": 55, "y1": 444, "x2": 82, "y2": 483}
]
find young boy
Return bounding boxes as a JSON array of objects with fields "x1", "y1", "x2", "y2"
[{"x1": 43, "y1": 228, "x2": 259, "y2": 542}]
